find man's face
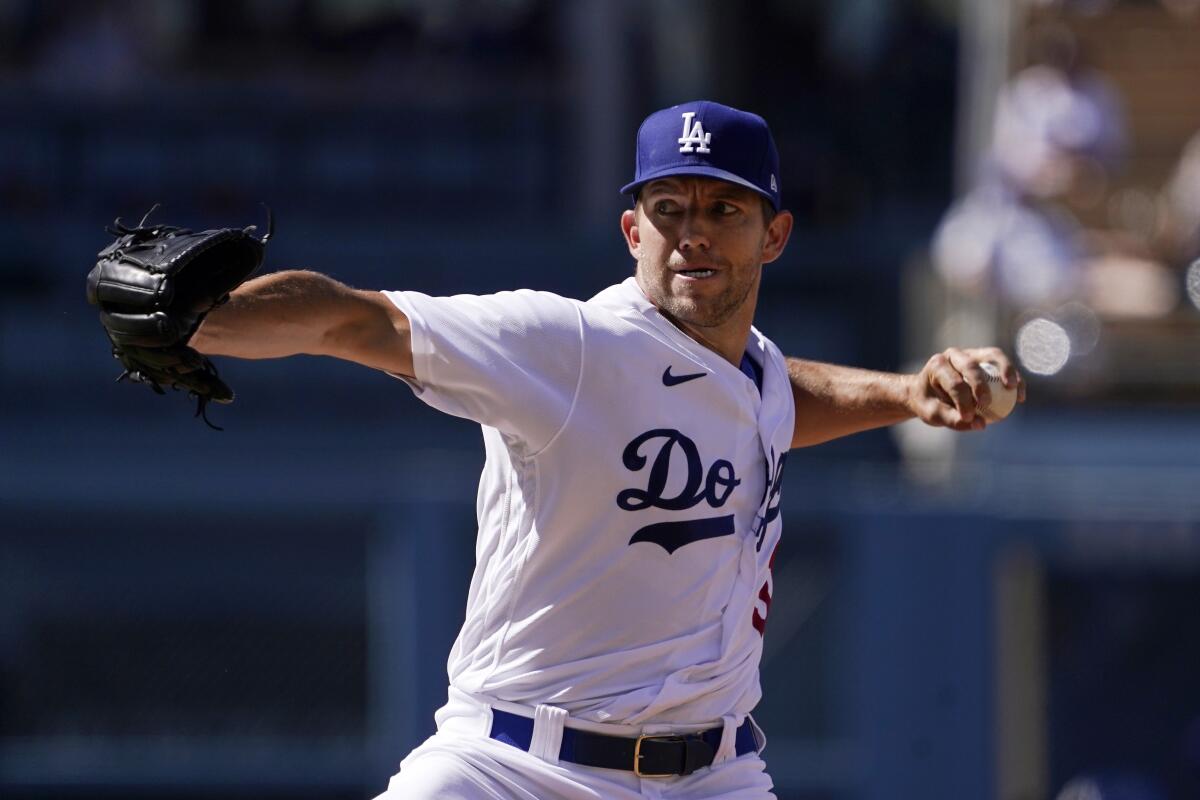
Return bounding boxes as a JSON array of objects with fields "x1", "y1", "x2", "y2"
[{"x1": 621, "y1": 177, "x2": 792, "y2": 333}]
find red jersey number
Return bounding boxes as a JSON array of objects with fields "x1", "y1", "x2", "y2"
[{"x1": 751, "y1": 544, "x2": 778, "y2": 635}]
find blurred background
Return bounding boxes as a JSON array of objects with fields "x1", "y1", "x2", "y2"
[{"x1": 2, "y1": 0, "x2": 1200, "y2": 798}]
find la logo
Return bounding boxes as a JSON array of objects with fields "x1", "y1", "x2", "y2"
[{"x1": 678, "y1": 111, "x2": 711, "y2": 154}]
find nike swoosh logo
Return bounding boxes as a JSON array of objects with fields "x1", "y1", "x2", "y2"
[{"x1": 662, "y1": 366, "x2": 706, "y2": 386}]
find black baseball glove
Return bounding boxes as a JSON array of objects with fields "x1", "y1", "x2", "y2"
[{"x1": 87, "y1": 206, "x2": 271, "y2": 428}]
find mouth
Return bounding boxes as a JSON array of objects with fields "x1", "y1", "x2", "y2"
[{"x1": 671, "y1": 263, "x2": 720, "y2": 280}]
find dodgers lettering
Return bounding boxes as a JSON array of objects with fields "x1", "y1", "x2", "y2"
[
  {"x1": 753, "y1": 448, "x2": 787, "y2": 552},
  {"x1": 617, "y1": 429, "x2": 741, "y2": 554}
]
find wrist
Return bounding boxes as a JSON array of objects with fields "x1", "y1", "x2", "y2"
[{"x1": 898, "y1": 372, "x2": 923, "y2": 418}]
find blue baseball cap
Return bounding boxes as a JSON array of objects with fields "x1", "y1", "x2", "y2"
[{"x1": 621, "y1": 100, "x2": 781, "y2": 210}]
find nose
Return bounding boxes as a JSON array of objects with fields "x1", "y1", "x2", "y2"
[{"x1": 677, "y1": 210, "x2": 711, "y2": 253}]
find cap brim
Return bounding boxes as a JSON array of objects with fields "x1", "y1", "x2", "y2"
[{"x1": 620, "y1": 165, "x2": 777, "y2": 209}]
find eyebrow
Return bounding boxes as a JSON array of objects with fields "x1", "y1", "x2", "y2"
[
  {"x1": 641, "y1": 180, "x2": 686, "y2": 195},
  {"x1": 642, "y1": 180, "x2": 754, "y2": 202}
]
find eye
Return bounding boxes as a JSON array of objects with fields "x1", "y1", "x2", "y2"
[
  {"x1": 713, "y1": 201, "x2": 740, "y2": 216},
  {"x1": 653, "y1": 199, "x2": 680, "y2": 215}
]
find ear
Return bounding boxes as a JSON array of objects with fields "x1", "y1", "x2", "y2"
[
  {"x1": 620, "y1": 208, "x2": 640, "y2": 259},
  {"x1": 760, "y1": 210, "x2": 794, "y2": 265}
]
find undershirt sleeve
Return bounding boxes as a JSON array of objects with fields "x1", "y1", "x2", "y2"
[{"x1": 382, "y1": 289, "x2": 583, "y2": 455}]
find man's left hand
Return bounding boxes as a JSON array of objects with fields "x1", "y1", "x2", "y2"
[{"x1": 909, "y1": 347, "x2": 1025, "y2": 431}]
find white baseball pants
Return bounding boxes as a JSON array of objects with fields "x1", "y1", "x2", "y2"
[{"x1": 374, "y1": 689, "x2": 777, "y2": 800}]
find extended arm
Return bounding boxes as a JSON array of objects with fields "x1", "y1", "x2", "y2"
[
  {"x1": 787, "y1": 347, "x2": 1024, "y2": 449},
  {"x1": 190, "y1": 270, "x2": 414, "y2": 377}
]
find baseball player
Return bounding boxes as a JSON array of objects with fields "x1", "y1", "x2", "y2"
[{"x1": 187, "y1": 101, "x2": 1023, "y2": 799}]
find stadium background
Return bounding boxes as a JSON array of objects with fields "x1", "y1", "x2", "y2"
[{"x1": 3, "y1": 1, "x2": 1200, "y2": 798}]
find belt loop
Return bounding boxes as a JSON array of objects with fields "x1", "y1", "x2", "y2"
[
  {"x1": 749, "y1": 714, "x2": 767, "y2": 753},
  {"x1": 437, "y1": 688, "x2": 493, "y2": 738},
  {"x1": 713, "y1": 715, "x2": 739, "y2": 765},
  {"x1": 529, "y1": 704, "x2": 568, "y2": 764}
]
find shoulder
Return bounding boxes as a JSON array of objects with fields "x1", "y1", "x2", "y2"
[{"x1": 578, "y1": 278, "x2": 660, "y2": 332}]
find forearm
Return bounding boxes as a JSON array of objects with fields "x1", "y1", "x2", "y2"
[
  {"x1": 786, "y1": 358, "x2": 916, "y2": 448},
  {"x1": 191, "y1": 270, "x2": 412, "y2": 375}
]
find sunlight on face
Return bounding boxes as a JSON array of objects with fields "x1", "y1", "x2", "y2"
[{"x1": 633, "y1": 177, "x2": 770, "y2": 330}]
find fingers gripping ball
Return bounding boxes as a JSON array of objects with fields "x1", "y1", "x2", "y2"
[
  {"x1": 87, "y1": 205, "x2": 271, "y2": 428},
  {"x1": 978, "y1": 362, "x2": 1018, "y2": 421}
]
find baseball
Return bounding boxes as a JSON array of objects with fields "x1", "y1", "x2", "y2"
[{"x1": 978, "y1": 361, "x2": 1017, "y2": 421}]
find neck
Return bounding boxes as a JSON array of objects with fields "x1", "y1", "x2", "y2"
[
  {"x1": 656, "y1": 301, "x2": 756, "y2": 367},
  {"x1": 632, "y1": 273, "x2": 758, "y2": 366}
]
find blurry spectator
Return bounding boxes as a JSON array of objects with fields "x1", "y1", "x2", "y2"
[
  {"x1": 1081, "y1": 247, "x2": 1180, "y2": 319},
  {"x1": 933, "y1": 172, "x2": 1177, "y2": 323},
  {"x1": 929, "y1": 22, "x2": 1183, "y2": 328},
  {"x1": 991, "y1": 24, "x2": 1125, "y2": 200},
  {"x1": 934, "y1": 26, "x2": 1126, "y2": 310},
  {"x1": 1158, "y1": 130, "x2": 1200, "y2": 264},
  {"x1": 933, "y1": 177, "x2": 1084, "y2": 307}
]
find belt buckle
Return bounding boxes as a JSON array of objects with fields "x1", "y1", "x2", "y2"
[{"x1": 633, "y1": 733, "x2": 685, "y2": 778}]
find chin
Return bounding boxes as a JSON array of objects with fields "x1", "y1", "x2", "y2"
[{"x1": 641, "y1": 270, "x2": 742, "y2": 325}]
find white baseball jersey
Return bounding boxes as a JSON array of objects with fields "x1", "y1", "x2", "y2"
[{"x1": 383, "y1": 276, "x2": 794, "y2": 727}]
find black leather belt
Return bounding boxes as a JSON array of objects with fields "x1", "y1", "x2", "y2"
[{"x1": 488, "y1": 707, "x2": 759, "y2": 777}]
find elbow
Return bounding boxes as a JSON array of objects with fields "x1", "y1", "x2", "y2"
[{"x1": 321, "y1": 290, "x2": 414, "y2": 376}]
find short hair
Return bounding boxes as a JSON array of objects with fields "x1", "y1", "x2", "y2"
[{"x1": 760, "y1": 197, "x2": 777, "y2": 227}]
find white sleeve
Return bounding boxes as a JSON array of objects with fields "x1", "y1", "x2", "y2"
[{"x1": 382, "y1": 289, "x2": 583, "y2": 455}]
